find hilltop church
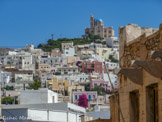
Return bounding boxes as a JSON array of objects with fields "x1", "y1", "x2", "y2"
[{"x1": 84, "y1": 15, "x2": 114, "y2": 40}]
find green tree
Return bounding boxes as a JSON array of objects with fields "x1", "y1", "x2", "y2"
[
  {"x1": 88, "y1": 33, "x2": 103, "y2": 41},
  {"x1": 28, "y1": 81, "x2": 41, "y2": 90},
  {"x1": 109, "y1": 55, "x2": 119, "y2": 63},
  {"x1": 5, "y1": 85, "x2": 14, "y2": 90},
  {"x1": 37, "y1": 37, "x2": 102, "y2": 52},
  {"x1": 55, "y1": 72, "x2": 61, "y2": 75},
  {"x1": 2, "y1": 97, "x2": 14, "y2": 104},
  {"x1": 84, "y1": 83, "x2": 90, "y2": 91},
  {"x1": 92, "y1": 86, "x2": 106, "y2": 95}
]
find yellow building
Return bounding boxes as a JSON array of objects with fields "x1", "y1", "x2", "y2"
[
  {"x1": 96, "y1": 48, "x2": 112, "y2": 61},
  {"x1": 38, "y1": 64, "x2": 51, "y2": 73},
  {"x1": 47, "y1": 77, "x2": 70, "y2": 95},
  {"x1": 81, "y1": 50, "x2": 94, "y2": 59}
]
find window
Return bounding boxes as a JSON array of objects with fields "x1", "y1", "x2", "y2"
[
  {"x1": 75, "y1": 95, "x2": 78, "y2": 100},
  {"x1": 52, "y1": 96, "x2": 55, "y2": 103},
  {"x1": 146, "y1": 84, "x2": 158, "y2": 122},
  {"x1": 97, "y1": 65, "x2": 100, "y2": 68},
  {"x1": 130, "y1": 91, "x2": 139, "y2": 122},
  {"x1": 88, "y1": 95, "x2": 92, "y2": 101}
]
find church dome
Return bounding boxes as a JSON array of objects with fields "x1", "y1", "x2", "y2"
[{"x1": 96, "y1": 19, "x2": 103, "y2": 22}]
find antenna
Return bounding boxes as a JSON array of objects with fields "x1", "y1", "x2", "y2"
[{"x1": 51, "y1": 34, "x2": 54, "y2": 40}]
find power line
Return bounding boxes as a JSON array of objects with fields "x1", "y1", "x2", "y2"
[{"x1": 104, "y1": 62, "x2": 125, "y2": 122}]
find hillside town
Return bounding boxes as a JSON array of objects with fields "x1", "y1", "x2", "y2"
[
  {"x1": 0, "y1": 15, "x2": 119, "y2": 122},
  {"x1": 0, "y1": 13, "x2": 162, "y2": 122}
]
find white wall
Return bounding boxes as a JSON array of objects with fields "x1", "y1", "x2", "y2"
[
  {"x1": 22, "y1": 55, "x2": 35, "y2": 72},
  {"x1": 28, "y1": 109, "x2": 48, "y2": 121},
  {"x1": 19, "y1": 89, "x2": 58, "y2": 104},
  {"x1": 47, "y1": 90, "x2": 58, "y2": 103},
  {"x1": 106, "y1": 62, "x2": 119, "y2": 70},
  {"x1": 106, "y1": 37, "x2": 118, "y2": 48},
  {"x1": 64, "y1": 48, "x2": 75, "y2": 56},
  {"x1": 49, "y1": 111, "x2": 67, "y2": 122},
  {"x1": 0, "y1": 71, "x2": 12, "y2": 88},
  {"x1": 15, "y1": 73, "x2": 33, "y2": 82}
]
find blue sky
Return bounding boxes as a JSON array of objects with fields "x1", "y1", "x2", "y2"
[{"x1": 0, "y1": 0, "x2": 162, "y2": 48}]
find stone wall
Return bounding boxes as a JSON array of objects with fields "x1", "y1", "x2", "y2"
[
  {"x1": 119, "y1": 24, "x2": 161, "y2": 67},
  {"x1": 110, "y1": 95, "x2": 119, "y2": 122},
  {"x1": 110, "y1": 23, "x2": 162, "y2": 122}
]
